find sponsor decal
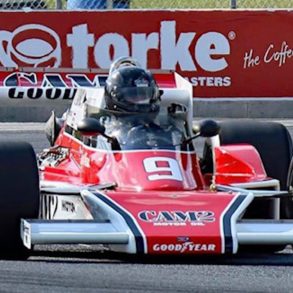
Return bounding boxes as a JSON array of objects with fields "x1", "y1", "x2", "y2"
[
  {"x1": 138, "y1": 210, "x2": 215, "y2": 226},
  {"x1": 3, "y1": 72, "x2": 107, "y2": 87},
  {"x1": 0, "y1": 11, "x2": 291, "y2": 97},
  {"x1": 153, "y1": 242, "x2": 216, "y2": 253},
  {"x1": 0, "y1": 24, "x2": 61, "y2": 67},
  {"x1": 61, "y1": 200, "x2": 76, "y2": 213},
  {"x1": 0, "y1": 21, "x2": 232, "y2": 73},
  {"x1": 0, "y1": 21, "x2": 232, "y2": 90},
  {"x1": 66, "y1": 21, "x2": 232, "y2": 73},
  {"x1": 41, "y1": 194, "x2": 58, "y2": 219},
  {"x1": 243, "y1": 41, "x2": 293, "y2": 69},
  {"x1": 4, "y1": 72, "x2": 106, "y2": 100},
  {"x1": 186, "y1": 76, "x2": 231, "y2": 87},
  {"x1": 8, "y1": 87, "x2": 77, "y2": 100},
  {"x1": 177, "y1": 236, "x2": 190, "y2": 242}
]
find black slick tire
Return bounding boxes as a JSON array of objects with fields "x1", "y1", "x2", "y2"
[
  {"x1": 219, "y1": 120, "x2": 293, "y2": 253},
  {"x1": 0, "y1": 141, "x2": 39, "y2": 259}
]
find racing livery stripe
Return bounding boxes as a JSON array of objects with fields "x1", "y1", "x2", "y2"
[
  {"x1": 93, "y1": 192, "x2": 145, "y2": 254},
  {"x1": 223, "y1": 194, "x2": 248, "y2": 253}
]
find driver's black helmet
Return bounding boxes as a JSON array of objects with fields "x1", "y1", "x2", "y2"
[{"x1": 104, "y1": 66, "x2": 161, "y2": 114}]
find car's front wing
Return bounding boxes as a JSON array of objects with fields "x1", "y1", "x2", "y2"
[{"x1": 21, "y1": 182, "x2": 293, "y2": 255}]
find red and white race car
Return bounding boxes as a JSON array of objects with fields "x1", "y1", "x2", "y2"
[{"x1": 1, "y1": 57, "x2": 293, "y2": 258}]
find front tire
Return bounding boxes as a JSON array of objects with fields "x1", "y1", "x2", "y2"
[{"x1": 0, "y1": 141, "x2": 39, "y2": 259}]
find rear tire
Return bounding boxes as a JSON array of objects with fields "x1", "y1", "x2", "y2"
[
  {"x1": 0, "y1": 141, "x2": 39, "y2": 259},
  {"x1": 218, "y1": 120, "x2": 293, "y2": 253},
  {"x1": 219, "y1": 119, "x2": 293, "y2": 218}
]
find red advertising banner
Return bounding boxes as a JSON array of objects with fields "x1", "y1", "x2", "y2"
[{"x1": 0, "y1": 10, "x2": 292, "y2": 97}]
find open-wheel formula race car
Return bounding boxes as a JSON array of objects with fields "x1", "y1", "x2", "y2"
[{"x1": 2, "y1": 57, "x2": 293, "y2": 258}]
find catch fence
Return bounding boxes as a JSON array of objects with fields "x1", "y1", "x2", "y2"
[{"x1": 0, "y1": 0, "x2": 292, "y2": 9}]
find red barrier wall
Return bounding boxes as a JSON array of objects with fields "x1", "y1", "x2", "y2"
[{"x1": 0, "y1": 10, "x2": 292, "y2": 97}]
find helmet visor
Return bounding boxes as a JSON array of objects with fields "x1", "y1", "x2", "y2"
[{"x1": 118, "y1": 87, "x2": 155, "y2": 105}]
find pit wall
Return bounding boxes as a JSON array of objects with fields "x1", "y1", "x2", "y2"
[{"x1": 0, "y1": 10, "x2": 292, "y2": 121}]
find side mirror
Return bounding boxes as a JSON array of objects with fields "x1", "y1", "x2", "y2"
[
  {"x1": 77, "y1": 118, "x2": 105, "y2": 136},
  {"x1": 199, "y1": 120, "x2": 220, "y2": 138},
  {"x1": 45, "y1": 111, "x2": 64, "y2": 146}
]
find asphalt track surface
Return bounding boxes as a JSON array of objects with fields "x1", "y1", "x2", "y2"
[{"x1": 2, "y1": 120, "x2": 293, "y2": 293}]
